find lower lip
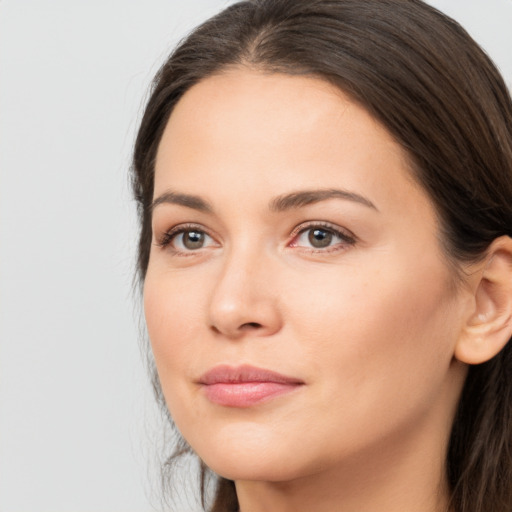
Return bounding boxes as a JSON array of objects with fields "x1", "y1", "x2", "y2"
[{"x1": 202, "y1": 382, "x2": 301, "y2": 407}]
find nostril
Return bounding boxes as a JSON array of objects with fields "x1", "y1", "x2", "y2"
[{"x1": 241, "y1": 322, "x2": 262, "y2": 330}]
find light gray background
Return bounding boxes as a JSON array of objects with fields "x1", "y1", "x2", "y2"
[{"x1": 1, "y1": 1, "x2": 511, "y2": 511}]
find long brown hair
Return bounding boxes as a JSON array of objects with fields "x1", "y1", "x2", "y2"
[{"x1": 132, "y1": 1, "x2": 512, "y2": 510}]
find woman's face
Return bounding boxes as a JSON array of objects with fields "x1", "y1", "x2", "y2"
[{"x1": 144, "y1": 69, "x2": 468, "y2": 482}]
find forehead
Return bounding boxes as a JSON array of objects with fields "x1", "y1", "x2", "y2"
[
  {"x1": 154, "y1": 68, "x2": 426, "y2": 218},
  {"x1": 157, "y1": 69, "x2": 399, "y2": 161}
]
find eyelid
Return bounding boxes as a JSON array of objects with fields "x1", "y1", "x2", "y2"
[
  {"x1": 155, "y1": 223, "x2": 218, "y2": 251},
  {"x1": 154, "y1": 220, "x2": 356, "y2": 255},
  {"x1": 288, "y1": 221, "x2": 357, "y2": 251},
  {"x1": 289, "y1": 221, "x2": 355, "y2": 239}
]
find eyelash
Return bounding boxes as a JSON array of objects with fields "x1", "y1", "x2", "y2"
[
  {"x1": 155, "y1": 221, "x2": 356, "y2": 256},
  {"x1": 155, "y1": 223, "x2": 213, "y2": 254},
  {"x1": 289, "y1": 221, "x2": 356, "y2": 254}
]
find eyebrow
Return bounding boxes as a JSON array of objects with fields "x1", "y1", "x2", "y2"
[
  {"x1": 150, "y1": 191, "x2": 213, "y2": 213},
  {"x1": 150, "y1": 188, "x2": 377, "y2": 213},
  {"x1": 269, "y1": 188, "x2": 377, "y2": 212}
]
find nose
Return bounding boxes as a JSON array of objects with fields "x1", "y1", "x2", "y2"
[{"x1": 208, "y1": 249, "x2": 282, "y2": 339}]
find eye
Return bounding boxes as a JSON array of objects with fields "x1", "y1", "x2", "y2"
[
  {"x1": 290, "y1": 223, "x2": 356, "y2": 252},
  {"x1": 303, "y1": 227, "x2": 335, "y2": 248},
  {"x1": 174, "y1": 230, "x2": 211, "y2": 250},
  {"x1": 157, "y1": 225, "x2": 217, "y2": 253}
]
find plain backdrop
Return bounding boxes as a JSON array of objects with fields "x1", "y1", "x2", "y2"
[{"x1": 1, "y1": 1, "x2": 511, "y2": 511}]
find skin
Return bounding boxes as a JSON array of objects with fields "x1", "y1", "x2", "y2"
[{"x1": 144, "y1": 69, "x2": 474, "y2": 512}]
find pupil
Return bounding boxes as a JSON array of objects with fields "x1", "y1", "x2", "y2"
[
  {"x1": 184, "y1": 231, "x2": 204, "y2": 249},
  {"x1": 309, "y1": 229, "x2": 332, "y2": 248}
]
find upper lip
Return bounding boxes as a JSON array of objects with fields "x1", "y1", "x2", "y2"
[{"x1": 198, "y1": 364, "x2": 304, "y2": 385}]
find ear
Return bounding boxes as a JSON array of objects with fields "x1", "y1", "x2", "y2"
[{"x1": 455, "y1": 236, "x2": 512, "y2": 365}]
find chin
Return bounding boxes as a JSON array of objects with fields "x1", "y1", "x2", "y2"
[
  {"x1": 187, "y1": 426, "x2": 321, "y2": 483},
  {"x1": 204, "y1": 452, "x2": 308, "y2": 483}
]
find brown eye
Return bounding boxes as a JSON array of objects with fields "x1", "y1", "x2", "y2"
[
  {"x1": 180, "y1": 230, "x2": 206, "y2": 250},
  {"x1": 291, "y1": 223, "x2": 355, "y2": 252},
  {"x1": 308, "y1": 228, "x2": 333, "y2": 248},
  {"x1": 158, "y1": 227, "x2": 216, "y2": 252}
]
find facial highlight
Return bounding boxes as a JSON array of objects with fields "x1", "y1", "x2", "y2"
[{"x1": 143, "y1": 69, "x2": 469, "y2": 492}]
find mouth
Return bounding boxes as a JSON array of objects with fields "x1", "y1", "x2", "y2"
[{"x1": 197, "y1": 364, "x2": 304, "y2": 408}]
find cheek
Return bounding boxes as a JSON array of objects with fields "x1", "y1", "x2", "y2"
[
  {"x1": 143, "y1": 269, "x2": 211, "y2": 428},
  {"x1": 143, "y1": 270, "x2": 204, "y2": 375},
  {"x1": 286, "y1": 253, "x2": 459, "y2": 406},
  {"x1": 265, "y1": 257, "x2": 461, "y2": 466}
]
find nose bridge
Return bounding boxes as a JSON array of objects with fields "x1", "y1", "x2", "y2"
[{"x1": 208, "y1": 240, "x2": 281, "y2": 338}]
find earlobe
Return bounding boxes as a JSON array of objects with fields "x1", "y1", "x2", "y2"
[{"x1": 455, "y1": 236, "x2": 512, "y2": 365}]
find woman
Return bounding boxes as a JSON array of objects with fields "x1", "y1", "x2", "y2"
[{"x1": 132, "y1": 0, "x2": 512, "y2": 511}]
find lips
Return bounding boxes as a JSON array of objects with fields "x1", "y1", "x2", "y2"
[{"x1": 198, "y1": 364, "x2": 304, "y2": 407}]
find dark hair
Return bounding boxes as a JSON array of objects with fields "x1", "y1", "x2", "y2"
[{"x1": 131, "y1": 1, "x2": 512, "y2": 510}]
